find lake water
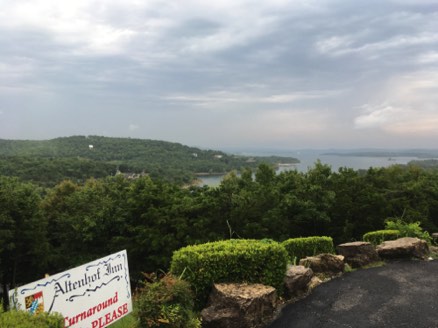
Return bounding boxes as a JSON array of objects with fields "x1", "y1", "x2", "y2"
[{"x1": 200, "y1": 150, "x2": 426, "y2": 187}]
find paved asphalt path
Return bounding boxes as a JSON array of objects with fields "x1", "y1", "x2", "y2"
[{"x1": 269, "y1": 260, "x2": 438, "y2": 328}]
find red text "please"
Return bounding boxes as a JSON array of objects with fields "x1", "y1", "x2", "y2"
[{"x1": 91, "y1": 303, "x2": 129, "y2": 328}]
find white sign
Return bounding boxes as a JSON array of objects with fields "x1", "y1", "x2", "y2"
[{"x1": 9, "y1": 250, "x2": 132, "y2": 328}]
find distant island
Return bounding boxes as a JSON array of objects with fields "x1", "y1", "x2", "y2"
[{"x1": 0, "y1": 136, "x2": 299, "y2": 186}]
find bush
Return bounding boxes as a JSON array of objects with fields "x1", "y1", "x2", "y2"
[
  {"x1": 0, "y1": 307, "x2": 64, "y2": 328},
  {"x1": 170, "y1": 239, "x2": 288, "y2": 308},
  {"x1": 134, "y1": 274, "x2": 200, "y2": 328},
  {"x1": 385, "y1": 219, "x2": 432, "y2": 243},
  {"x1": 281, "y1": 236, "x2": 335, "y2": 262},
  {"x1": 363, "y1": 230, "x2": 400, "y2": 246}
]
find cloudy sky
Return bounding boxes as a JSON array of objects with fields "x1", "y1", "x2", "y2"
[{"x1": 1, "y1": 0, "x2": 438, "y2": 149}]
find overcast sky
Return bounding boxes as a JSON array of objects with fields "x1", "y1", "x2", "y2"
[{"x1": 1, "y1": 0, "x2": 438, "y2": 149}]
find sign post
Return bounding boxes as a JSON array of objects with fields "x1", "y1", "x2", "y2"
[{"x1": 9, "y1": 250, "x2": 132, "y2": 328}]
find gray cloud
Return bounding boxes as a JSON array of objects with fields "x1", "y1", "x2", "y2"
[{"x1": 1, "y1": 0, "x2": 438, "y2": 148}]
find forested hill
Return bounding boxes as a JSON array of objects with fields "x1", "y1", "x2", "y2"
[{"x1": 0, "y1": 136, "x2": 299, "y2": 185}]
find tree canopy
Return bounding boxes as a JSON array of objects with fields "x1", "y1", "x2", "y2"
[
  {"x1": 0, "y1": 136, "x2": 298, "y2": 186},
  {"x1": 1, "y1": 161, "x2": 438, "y2": 308}
]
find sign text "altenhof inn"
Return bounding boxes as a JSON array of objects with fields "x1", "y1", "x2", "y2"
[{"x1": 9, "y1": 250, "x2": 132, "y2": 328}]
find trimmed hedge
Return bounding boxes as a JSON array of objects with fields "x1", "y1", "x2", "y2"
[
  {"x1": 363, "y1": 230, "x2": 400, "y2": 246},
  {"x1": 170, "y1": 239, "x2": 288, "y2": 308},
  {"x1": 281, "y1": 236, "x2": 335, "y2": 262}
]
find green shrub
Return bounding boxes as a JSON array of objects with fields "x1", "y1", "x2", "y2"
[
  {"x1": 364, "y1": 220, "x2": 433, "y2": 245},
  {"x1": 170, "y1": 239, "x2": 288, "y2": 308},
  {"x1": 0, "y1": 307, "x2": 64, "y2": 328},
  {"x1": 134, "y1": 274, "x2": 200, "y2": 328},
  {"x1": 281, "y1": 236, "x2": 335, "y2": 262},
  {"x1": 385, "y1": 219, "x2": 432, "y2": 243},
  {"x1": 363, "y1": 230, "x2": 400, "y2": 245}
]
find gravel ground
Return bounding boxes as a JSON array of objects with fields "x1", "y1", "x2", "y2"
[{"x1": 269, "y1": 260, "x2": 438, "y2": 328}]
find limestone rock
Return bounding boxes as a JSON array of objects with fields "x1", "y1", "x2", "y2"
[
  {"x1": 336, "y1": 241, "x2": 380, "y2": 268},
  {"x1": 308, "y1": 276, "x2": 323, "y2": 289},
  {"x1": 376, "y1": 237, "x2": 430, "y2": 260},
  {"x1": 299, "y1": 253, "x2": 344, "y2": 276},
  {"x1": 201, "y1": 283, "x2": 277, "y2": 328},
  {"x1": 284, "y1": 265, "x2": 313, "y2": 298},
  {"x1": 201, "y1": 306, "x2": 240, "y2": 328}
]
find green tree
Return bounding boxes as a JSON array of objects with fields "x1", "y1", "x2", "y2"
[
  {"x1": 0, "y1": 177, "x2": 48, "y2": 308},
  {"x1": 295, "y1": 161, "x2": 334, "y2": 236},
  {"x1": 42, "y1": 177, "x2": 132, "y2": 273}
]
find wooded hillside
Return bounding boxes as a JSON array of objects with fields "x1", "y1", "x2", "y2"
[{"x1": 0, "y1": 136, "x2": 298, "y2": 185}]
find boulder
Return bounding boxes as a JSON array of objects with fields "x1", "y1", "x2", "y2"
[
  {"x1": 201, "y1": 307, "x2": 240, "y2": 327},
  {"x1": 336, "y1": 241, "x2": 380, "y2": 268},
  {"x1": 308, "y1": 276, "x2": 323, "y2": 289},
  {"x1": 376, "y1": 237, "x2": 430, "y2": 260},
  {"x1": 201, "y1": 283, "x2": 277, "y2": 328},
  {"x1": 299, "y1": 253, "x2": 344, "y2": 276},
  {"x1": 284, "y1": 265, "x2": 313, "y2": 298}
]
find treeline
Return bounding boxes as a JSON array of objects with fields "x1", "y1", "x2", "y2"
[
  {"x1": 0, "y1": 136, "x2": 298, "y2": 185},
  {"x1": 0, "y1": 156, "x2": 116, "y2": 187},
  {"x1": 408, "y1": 159, "x2": 438, "y2": 170},
  {"x1": 2, "y1": 162, "x2": 438, "y2": 307}
]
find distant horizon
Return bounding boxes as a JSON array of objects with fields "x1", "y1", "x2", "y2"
[{"x1": 2, "y1": 135, "x2": 438, "y2": 154}]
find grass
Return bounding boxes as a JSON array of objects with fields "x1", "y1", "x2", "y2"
[
  {"x1": 344, "y1": 263, "x2": 354, "y2": 273},
  {"x1": 343, "y1": 261, "x2": 386, "y2": 274},
  {"x1": 108, "y1": 313, "x2": 137, "y2": 328}
]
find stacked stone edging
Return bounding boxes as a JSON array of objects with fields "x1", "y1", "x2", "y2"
[
  {"x1": 201, "y1": 283, "x2": 277, "y2": 328},
  {"x1": 336, "y1": 241, "x2": 380, "y2": 268},
  {"x1": 376, "y1": 237, "x2": 429, "y2": 260},
  {"x1": 299, "y1": 253, "x2": 344, "y2": 276},
  {"x1": 200, "y1": 237, "x2": 433, "y2": 327}
]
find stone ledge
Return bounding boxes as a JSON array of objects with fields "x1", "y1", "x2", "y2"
[{"x1": 376, "y1": 237, "x2": 429, "y2": 260}]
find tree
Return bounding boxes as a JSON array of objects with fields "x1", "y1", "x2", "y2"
[
  {"x1": 41, "y1": 177, "x2": 132, "y2": 273},
  {"x1": 0, "y1": 177, "x2": 48, "y2": 308}
]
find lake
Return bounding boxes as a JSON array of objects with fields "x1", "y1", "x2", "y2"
[{"x1": 199, "y1": 150, "x2": 427, "y2": 187}]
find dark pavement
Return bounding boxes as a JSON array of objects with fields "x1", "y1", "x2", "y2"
[{"x1": 269, "y1": 260, "x2": 438, "y2": 328}]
